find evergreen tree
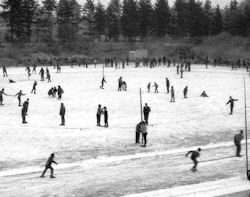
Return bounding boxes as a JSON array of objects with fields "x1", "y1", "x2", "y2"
[
  {"x1": 57, "y1": 0, "x2": 80, "y2": 42},
  {"x1": 138, "y1": 0, "x2": 153, "y2": 38},
  {"x1": 244, "y1": 1, "x2": 250, "y2": 36},
  {"x1": 94, "y1": 2, "x2": 106, "y2": 36},
  {"x1": 106, "y1": 0, "x2": 121, "y2": 41},
  {"x1": 174, "y1": 0, "x2": 189, "y2": 37},
  {"x1": 82, "y1": 0, "x2": 96, "y2": 39},
  {"x1": 153, "y1": 0, "x2": 171, "y2": 37},
  {"x1": 203, "y1": 0, "x2": 212, "y2": 36},
  {"x1": 211, "y1": 5, "x2": 222, "y2": 35},
  {"x1": 42, "y1": 0, "x2": 57, "y2": 11},
  {"x1": 121, "y1": 0, "x2": 138, "y2": 40}
]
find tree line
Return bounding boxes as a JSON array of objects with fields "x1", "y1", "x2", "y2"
[{"x1": 1, "y1": 0, "x2": 250, "y2": 43}]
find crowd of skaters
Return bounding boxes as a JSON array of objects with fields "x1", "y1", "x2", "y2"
[{"x1": 0, "y1": 53, "x2": 248, "y2": 177}]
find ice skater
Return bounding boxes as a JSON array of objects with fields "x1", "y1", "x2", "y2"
[
  {"x1": 21, "y1": 104, "x2": 27, "y2": 124},
  {"x1": 3, "y1": 66, "x2": 8, "y2": 77},
  {"x1": 31, "y1": 81, "x2": 37, "y2": 94},
  {"x1": 0, "y1": 88, "x2": 8, "y2": 105},
  {"x1": 183, "y1": 86, "x2": 188, "y2": 98},
  {"x1": 170, "y1": 86, "x2": 175, "y2": 102},
  {"x1": 57, "y1": 86, "x2": 64, "y2": 100},
  {"x1": 40, "y1": 153, "x2": 58, "y2": 178},
  {"x1": 39, "y1": 68, "x2": 45, "y2": 81},
  {"x1": 103, "y1": 107, "x2": 108, "y2": 127},
  {"x1": 100, "y1": 76, "x2": 106, "y2": 89},
  {"x1": 153, "y1": 82, "x2": 159, "y2": 93},
  {"x1": 23, "y1": 98, "x2": 29, "y2": 115},
  {"x1": 200, "y1": 91, "x2": 208, "y2": 97},
  {"x1": 59, "y1": 103, "x2": 65, "y2": 126},
  {"x1": 143, "y1": 103, "x2": 151, "y2": 124},
  {"x1": 15, "y1": 90, "x2": 26, "y2": 106},
  {"x1": 234, "y1": 130, "x2": 244, "y2": 157},
  {"x1": 96, "y1": 104, "x2": 102, "y2": 126},
  {"x1": 118, "y1": 77, "x2": 123, "y2": 91},
  {"x1": 166, "y1": 78, "x2": 170, "y2": 94},
  {"x1": 147, "y1": 83, "x2": 151, "y2": 92},
  {"x1": 140, "y1": 121, "x2": 147, "y2": 147},
  {"x1": 26, "y1": 65, "x2": 31, "y2": 79},
  {"x1": 185, "y1": 148, "x2": 201, "y2": 173},
  {"x1": 226, "y1": 96, "x2": 238, "y2": 115}
]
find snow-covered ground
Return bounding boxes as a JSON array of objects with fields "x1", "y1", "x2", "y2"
[{"x1": 0, "y1": 64, "x2": 249, "y2": 196}]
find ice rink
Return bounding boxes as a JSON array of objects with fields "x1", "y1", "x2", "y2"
[{"x1": 0, "y1": 64, "x2": 249, "y2": 196}]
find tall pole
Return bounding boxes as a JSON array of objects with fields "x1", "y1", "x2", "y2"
[
  {"x1": 103, "y1": 63, "x2": 104, "y2": 78},
  {"x1": 244, "y1": 76, "x2": 249, "y2": 178},
  {"x1": 140, "y1": 88, "x2": 143, "y2": 121}
]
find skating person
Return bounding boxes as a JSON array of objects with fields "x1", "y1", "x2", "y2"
[
  {"x1": 31, "y1": 81, "x2": 37, "y2": 94},
  {"x1": 143, "y1": 103, "x2": 151, "y2": 125},
  {"x1": 40, "y1": 153, "x2": 58, "y2": 178},
  {"x1": 0, "y1": 88, "x2": 8, "y2": 105},
  {"x1": 57, "y1": 86, "x2": 64, "y2": 100},
  {"x1": 122, "y1": 81, "x2": 127, "y2": 91},
  {"x1": 26, "y1": 66, "x2": 31, "y2": 79},
  {"x1": 140, "y1": 121, "x2": 147, "y2": 147},
  {"x1": 177, "y1": 65, "x2": 180, "y2": 74},
  {"x1": 103, "y1": 107, "x2": 108, "y2": 127},
  {"x1": 47, "y1": 73, "x2": 51, "y2": 82},
  {"x1": 15, "y1": 90, "x2": 26, "y2": 106},
  {"x1": 100, "y1": 76, "x2": 106, "y2": 89},
  {"x1": 46, "y1": 68, "x2": 51, "y2": 82},
  {"x1": 147, "y1": 83, "x2": 151, "y2": 92},
  {"x1": 23, "y1": 98, "x2": 29, "y2": 115},
  {"x1": 39, "y1": 68, "x2": 45, "y2": 81},
  {"x1": 200, "y1": 91, "x2": 208, "y2": 97},
  {"x1": 135, "y1": 122, "x2": 142, "y2": 144},
  {"x1": 185, "y1": 148, "x2": 201, "y2": 173},
  {"x1": 234, "y1": 130, "x2": 244, "y2": 157},
  {"x1": 170, "y1": 86, "x2": 175, "y2": 102},
  {"x1": 48, "y1": 88, "x2": 53, "y2": 97},
  {"x1": 96, "y1": 104, "x2": 102, "y2": 126},
  {"x1": 21, "y1": 105, "x2": 27, "y2": 124},
  {"x1": 226, "y1": 96, "x2": 238, "y2": 115},
  {"x1": 3, "y1": 66, "x2": 8, "y2": 77},
  {"x1": 183, "y1": 86, "x2": 188, "y2": 98},
  {"x1": 53, "y1": 86, "x2": 57, "y2": 97},
  {"x1": 180, "y1": 66, "x2": 183, "y2": 78},
  {"x1": 59, "y1": 103, "x2": 65, "y2": 126},
  {"x1": 32, "y1": 63, "x2": 37, "y2": 74},
  {"x1": 153, "y1": 82, "x2": 159, "y2": 93},
  {"x1": 118, "y1": 77, "x2": 123, "y2": 91},
  {"x1": 166, "y1": 78, "x2": 170, "y2": 94}
]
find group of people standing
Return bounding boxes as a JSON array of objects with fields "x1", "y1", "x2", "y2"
[{"x1": 96, "y1": 105, "x2": 109, "y2": 127}]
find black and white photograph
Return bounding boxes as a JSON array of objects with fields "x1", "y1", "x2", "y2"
[{"x1": 0, "y1": 0, "x2": 250, "y2": 196}]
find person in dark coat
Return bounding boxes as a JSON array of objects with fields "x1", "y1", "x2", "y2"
[
  {"x1": 186, "y1": 148, "x2": 201, "y2": 173},
  {"x1": 200, "y1": 91, "x2": 208, "y2": 97},
  {"x1": 183, "y1": 86, "x2": 188, "y2": 98},
  {"x1": 0, "y1": 88, "x2": 8, "y2": 105},
  {"x1": 23, "y1": 98, "x2": 29, "y2": 115},
  {"x1": 96, "y1": 104, "x2": 102, "y2": 126},
  {"x1": 166, "y1": 78, "x2": 170, "y2": 94},
  {"x1": 39, "y1": 68, "x2": 45, "y2": 81},
  {"x1": 153, "y1": 82, "x2": 159, "y2": 93},
  {"x1": 140, "y1": 121, "x2": 147, "y2": 147},
  {"x1": 21, "y1": 105, "x2": 27, "y2": 124},
  {"x1": 31, "y1": 81, "x2": 37, "y2": 94},
  {"x1": 57, "y1": 86, "x2": 64, "y2": 100},
  {"x1": 143, "y1": 103, "x2": 151, "y2": 124},
  {"x1": 147, "y1": 83, "x2": 151, "y2": 92},
  {"x1": 100, "y1": 77, "x2": 106, "y2": 89},
  {"x1": 226, "y1": 96, "x2": 238, "y2": 115},
  {"x1": 3, "y1": 66, "x2": 8, "y2": 77},
  {"x1": 15, "y1": 90, "x2": 26, "y2": 106},
  {"x1": 103, "y1": 107, "x2": 108, "y2": 127},
  {"x1": 234, "y1": 130, "x2": 244, "y2": 157},
  {"x1": 59, "y1": 103, "x2": 65, "y2": 126},
  {"x1": 170, "y1": 86, "x2": 175, "y2": 102},
  {"x1": 40, "y1": 153, "x2": 58, "y2": 178},
  {"x1": 118, "y1": 77, "x2": 123, "y2": 91},
  {"x1": 136, "y1": 122, "x2": 142, "y2": 143}
]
